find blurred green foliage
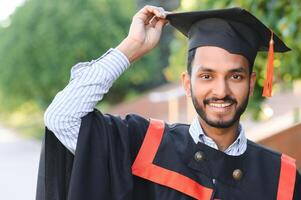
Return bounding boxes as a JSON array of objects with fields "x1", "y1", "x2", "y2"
[
  {"x1": 0, "y1": 0, "x2": 164, "y2": 110},
  {"x1": 165, "y1": 0, "x2": 301, "y2": 118}
]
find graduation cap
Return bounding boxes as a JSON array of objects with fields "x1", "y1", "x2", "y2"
[{"x1": 166, "y1": 7, "x2": 291, "y2": 97}]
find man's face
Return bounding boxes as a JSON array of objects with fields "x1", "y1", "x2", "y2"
[{"x1": 182, "y1": 46, "x2": 256, "y2": 128}]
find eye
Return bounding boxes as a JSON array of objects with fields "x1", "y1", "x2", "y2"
[
  {"x1": 231, "y1": 74, "x2": 243, "y2": 80},
  {"x1": 200, "y1": 74, "x2": 212, "y2": 80}
]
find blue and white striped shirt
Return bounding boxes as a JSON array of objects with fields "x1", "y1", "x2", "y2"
[
  {"x1": 189, "y1": 117, "x2": 247, "y2": 156},
  {"x1": 44, "y1": 48, "x2": 247, "y2": 155}
]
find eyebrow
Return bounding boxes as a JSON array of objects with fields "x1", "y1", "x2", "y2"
[
  {"x1": 196, "y1": 66, "x2": 248, "y2": 73},
  {"x1": 229, "y1": 67, "x2": 248, "y2": 73},
  {"x1": 197, "y1": 66, "x2": 214, "y2": 72}
]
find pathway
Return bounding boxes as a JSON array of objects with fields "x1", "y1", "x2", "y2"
[{"x1": 0, "y1": 125, "x2": 41, "y2": 200}]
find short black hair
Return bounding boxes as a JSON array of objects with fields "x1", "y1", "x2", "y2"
[
  {"x1": 187, "y1": 48, "x2": 196, "y2": 75},
  {"x1": 186, "y1": 48, "x2": 254, "y2": 75}
]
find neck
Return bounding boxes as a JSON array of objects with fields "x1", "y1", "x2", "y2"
[{"x1": 198, "y1": 117, "x2": 240, "y2": 151}]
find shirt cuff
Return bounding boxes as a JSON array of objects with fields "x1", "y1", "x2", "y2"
[
  {"x1": 98, "y1": 48, "x2": 130, "y2": 79},
  {"x1": 112, "y1": 48, "x2": 130, "y2": 66}
]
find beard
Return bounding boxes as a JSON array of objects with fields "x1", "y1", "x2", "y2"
[{"x1": 191, "y1": 89, "x2": 249, "y2": 129}]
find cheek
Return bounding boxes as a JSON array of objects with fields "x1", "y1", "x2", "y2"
[
  {"x1": 229, "y1": 82, "x2": 250, "y2": 99},
  {"x1": 190, "y1": 81, "x2": 208, "y2": 101}
]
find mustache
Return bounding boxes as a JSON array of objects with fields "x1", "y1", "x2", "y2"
[{"x1": 203, "y1": 96, "x2": 237, "y2": 105}]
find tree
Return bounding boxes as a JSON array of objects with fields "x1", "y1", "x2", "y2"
[{"x1": 0, "y1": 0, "x2": 163, "y2": 109}]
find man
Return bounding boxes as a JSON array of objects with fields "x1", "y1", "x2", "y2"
[{"x1": 37, "y1": 5, "x2": 300, "y2": 200}]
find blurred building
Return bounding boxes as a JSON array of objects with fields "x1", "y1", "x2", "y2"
[{"x1": 108, "y1": 81, "x2": 301, "y2": 170}]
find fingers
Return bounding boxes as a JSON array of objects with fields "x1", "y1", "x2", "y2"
[
  {"x1": 134, "y1": 5, "x2": 167, "y2": 23},
  {"x1": 149, "y1": 16, "x2": 158, "y2": 26},
  {"x1": 149, "y1": 16, "x2": 168, "y2": 28},
  {"x1": 142, "y1": 5, "x2": 166, "y2": 18}
]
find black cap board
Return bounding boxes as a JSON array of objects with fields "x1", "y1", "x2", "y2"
[{"x1": 166, "y1": 7, "x2": 290, "y2": 67}]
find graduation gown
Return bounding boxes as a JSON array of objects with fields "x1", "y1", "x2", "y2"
[{"x1": 36, "y1": 109, "x2": 301, "y2": 200}]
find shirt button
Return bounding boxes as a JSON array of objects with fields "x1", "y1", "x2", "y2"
[
  {"x1": 194, "y1": 151, "x2": 205, "y2": 162},
  {"x1": 232, "y1": 169, "x2": 243, "y2": 181}
]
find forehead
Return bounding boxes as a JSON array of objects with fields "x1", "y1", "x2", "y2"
[{"x1": 192, "y1": 46, "x2": 250, "y2": 73}]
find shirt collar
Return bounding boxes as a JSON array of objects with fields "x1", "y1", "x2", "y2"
[{"x1": 189, "y1": 117, "x2": 247, "y2": 156}]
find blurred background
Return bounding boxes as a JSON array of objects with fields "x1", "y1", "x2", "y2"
[{"x1": 0, "y1": 0, "x2": 300, "y2": 199}]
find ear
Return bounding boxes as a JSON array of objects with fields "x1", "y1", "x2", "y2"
[
  {"x1": 181, "y1": 71, "x2": 191, "y2": 97},
  {"x1": 249, "y1": 72, "x2": 256, "y2": 96}
]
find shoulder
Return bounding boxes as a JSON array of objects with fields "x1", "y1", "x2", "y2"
[
  {"x1": 246, "y1": 140, "x2": 291, "y2": 171},
  {"x1": 247, "y1": 139, "x2": 281, "y2": 159},
  {"x1": 165, "y1": 122, "x2": 190, "y2": 132},
  {"x1": 83, "y1": 109, "x2": 150, "y2": 130},
  {"x1": 161, "y1": 122, "x2": 191, "y2": 150},
  {"x1": 163, "y1": 122, "x2": 190, "y2": 139}
]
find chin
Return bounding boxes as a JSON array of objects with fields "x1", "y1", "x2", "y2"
[
  {"x1": 206, "y1": 120, "x2": 237, "y2": 129},
  {"x1": 202, "y1": 115, "x2": 238, "y2": 129}
]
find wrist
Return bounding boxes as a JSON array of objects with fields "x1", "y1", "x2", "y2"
[{"x1": 116, "y1": 37, "x2": 145, "y2": 63}]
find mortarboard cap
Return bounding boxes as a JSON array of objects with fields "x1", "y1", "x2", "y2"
[{"x1": 166, "y1": 7, "x2": 291, "y2": 97}]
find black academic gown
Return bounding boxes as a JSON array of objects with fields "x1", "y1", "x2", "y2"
[{"x1": 36, "y1": 109, "x2": 301, "y2": 200}]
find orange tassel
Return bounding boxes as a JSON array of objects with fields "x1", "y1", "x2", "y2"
[{"x1": 263, "y1": 31, "x2": 274, "y2": 97}]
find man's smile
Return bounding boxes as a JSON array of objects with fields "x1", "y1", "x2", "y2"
[
  {"x1": 208, "y1": 102, "x2": 232, "y2": 108},
  {"x1": 203, "y1": 96, "x2": 237, "y2": 114},
  {"x1": 206, "y1": 102, "x2": 235, "y2": 113}
]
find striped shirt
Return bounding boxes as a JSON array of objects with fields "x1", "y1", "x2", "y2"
[
  {"x1": 44, "y1": 48, "x2": 247, "y2": 155},
  {"x1": 189, "y1": 117, "x2": 247, "y2": 156}
]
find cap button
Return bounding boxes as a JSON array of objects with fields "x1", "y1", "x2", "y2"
[
  {"x1": 232, "y1": 169, "x2": 243, "y2": 181},
  {"x1": 194, "y1": 151, "x2": 205, "y2": 162}
]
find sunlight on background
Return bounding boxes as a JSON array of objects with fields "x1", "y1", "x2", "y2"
[
  {"x1": 0, "y1": 0, "x2": 26, "y2": 26},
  {"x1": 0, "y1": 0, "x2": 26, "y2": 21}
]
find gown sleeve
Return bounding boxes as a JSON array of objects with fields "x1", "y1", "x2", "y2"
[{"x1": 37, "y1": 109, "x2": 149, "y2": 200}]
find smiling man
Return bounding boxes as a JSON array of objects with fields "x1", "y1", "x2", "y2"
[
  {"x1": 182, "y1": 46, "x2": 255, "y2": 151},
  {"x1": 38, "y1": 5, "x2": 300, "y2": 200}
]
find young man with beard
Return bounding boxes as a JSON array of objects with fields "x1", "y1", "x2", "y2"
[{"x1": 38, "y1": 5, "x2": 300, "y2": 200}]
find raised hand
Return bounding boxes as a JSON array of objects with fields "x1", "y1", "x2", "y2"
[{"x1": 117, "y1": 5, "x2": 168, "y2": 63}]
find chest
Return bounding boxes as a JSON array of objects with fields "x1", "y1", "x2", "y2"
[{"x1": 131, "y1": 123, "x2": 280, "y2": 200}]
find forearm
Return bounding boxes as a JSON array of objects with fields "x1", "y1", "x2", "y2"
[{"x1": 44, "y1": 48, "x2": 130, "y2": 154}]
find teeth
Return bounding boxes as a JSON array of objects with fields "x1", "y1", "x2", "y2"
[{"x1": 209, "y1": 103, "x2": 231, "y2": 108}]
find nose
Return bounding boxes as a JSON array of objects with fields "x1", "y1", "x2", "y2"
[{"x1": 212, "y1": 78, "x2": 229, "y2": 99}]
